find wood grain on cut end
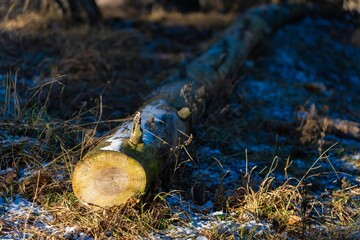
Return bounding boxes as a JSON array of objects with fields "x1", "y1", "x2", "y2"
[{"x1": 72, "y1": 151, "x2": 147, "y2": 207}]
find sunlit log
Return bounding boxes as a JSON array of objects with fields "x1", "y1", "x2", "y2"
[{"x1": 72, "y1": 3, "x2": 315, "y2": 207}]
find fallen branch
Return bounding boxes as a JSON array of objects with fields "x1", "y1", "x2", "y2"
[
  {"x1": 297, "y1": 104, "x2": 360, "y2": 143},
  {"x1": 323, "y1": 117, "x2": 360, "y2": 140},
  {"x1": 72, "y1": 3, "x2": 316, "y2": 207}
]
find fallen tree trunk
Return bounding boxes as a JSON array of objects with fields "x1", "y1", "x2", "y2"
[{"x1": 72, "y1": 3, "x2": 316, "y2": 207}]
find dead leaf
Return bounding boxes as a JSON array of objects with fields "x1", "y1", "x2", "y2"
[{"x1": 287, "y1": 215, "x2": 302, "y2": 225}]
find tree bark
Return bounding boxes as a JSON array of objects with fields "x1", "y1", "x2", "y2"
[{"x1": 72, "y1": 3, "x2": 315, "y2": 207}]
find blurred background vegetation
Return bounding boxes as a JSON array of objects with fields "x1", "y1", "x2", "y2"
[{"x1": 2, "y1": 0, "x2": 353, "y2": 22}]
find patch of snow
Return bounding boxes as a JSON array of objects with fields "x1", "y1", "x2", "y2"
[
  {"x1": 0, "y1": 195, "x2": 55, "y2": 239},
  {"x1": 152, "y1": 195, "x2": 273, "y2": 239},
  {"x1": 196, "y1": 236, "x2": 208, "y2": 240},
  {"x1": 151, "y1": 15, "x2": 360, "y2": 239},
  {"x1": 340, "y1": 152, "x2": 360, "y2": 172},
  {"x1": 0, "y1": 195, "x2": 94, "y2": 239},
  {"x1": 65, "y1": 226, "x2": 77, "y2": 235},
  {"x1": 351, "y1": 153, "x2": 360, "y2": 161},
  {"x1": 64, "y1": 226, "x2": 93, "y2": 240},
  {"x1": 100, "y1": 99, "x2": 170, "y2": 151},
  {"x1": 100, "y1": 121, "x2": 132, "y2": 151},
  {"x1": 0, "y1": 167, "x2": 14, "y2": 175}
]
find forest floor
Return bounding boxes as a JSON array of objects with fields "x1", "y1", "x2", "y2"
[{"x1": 0, "y1": 2, "x2": 360, "y2": 239}]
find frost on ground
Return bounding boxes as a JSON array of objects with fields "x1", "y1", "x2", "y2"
[
  {"x1": 1, "y1": 12, "x2": 360, "y2": 240},
  {"x1": 0, "y1": 195, "x2": 55, "y2": 239},
  {"x1": 149, "y1": 16, "x2": 360, "y2": 239},
  {"x1": 0, "y1": 194, "x2": 93, "y2": 239},
  {"x1": 151, "y1": 192, "x2": 273, "y2": 239}
]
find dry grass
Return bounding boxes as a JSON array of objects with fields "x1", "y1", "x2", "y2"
[
  {"x1": 45, "y1": 192, "x2": 177, "y2": 239},
  {"x1": 0, "y1": 5, "x2": 208, "y2": 238},
  {"x1": 0, "y1": 3, "x2": 220, "y2": 118},
  {"x1": 145, "y1": 6, "x2": 235, "y2": 29},
  {"x1": 0, "y1": 72, "x2": 179, "y2": 238},
  {"x1": 0, "y1": 12, "x2": 54, "y2": 30},
  {"x1": 227, "y1": 152, "x2": 360, "y2": 239},
  {"x1": 0, "y1": 2, "x2": 359, "y2": 239}
]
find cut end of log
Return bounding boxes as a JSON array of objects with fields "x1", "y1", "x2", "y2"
[{"x1": 72, "y1": 151, "x2": 147, "y2": 207}]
